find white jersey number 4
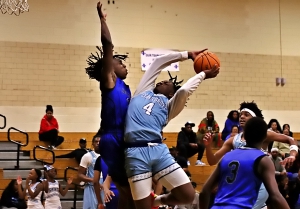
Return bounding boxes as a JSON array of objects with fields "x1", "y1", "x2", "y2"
[{"x1": 143, "y1": 103, "x2": 155, "y2": 115}]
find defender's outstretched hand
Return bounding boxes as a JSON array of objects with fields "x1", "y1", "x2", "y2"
[{"x1": 97, "y1": 1, "x2": 106, "y2": 20}]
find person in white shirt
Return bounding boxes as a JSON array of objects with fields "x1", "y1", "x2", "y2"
[{"x1": 77, "y1": 135, "x2": 101, "y2": 209}]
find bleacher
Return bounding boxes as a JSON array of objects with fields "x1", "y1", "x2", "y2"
[{"x1": 0, "y1": 131, "x2": 299, "y2": 208}]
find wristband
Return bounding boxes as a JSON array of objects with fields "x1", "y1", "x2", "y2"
[{"x1": 290, "y1": 145, "x2": 298, "y2": 152}]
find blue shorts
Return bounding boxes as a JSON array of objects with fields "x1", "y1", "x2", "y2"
[
  {"x1": 99, "y1": 132, "x2": 128, "y2": 186},
  {"x1": 124, "y1": 143, "x2": 176, "y2": 178}
]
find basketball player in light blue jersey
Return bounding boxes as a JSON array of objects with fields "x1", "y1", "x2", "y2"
[
  {"x1": 200, "y1": 117, "x2": 289, "y2": 209},
  {"x1": 85, "y1": 2, "x2": 134, "y2": 209},
  {"x1": 203, "y1": 101, "x2": 298, "y2": 209},
  {"x1": 124, "y1": 50, "x2": 219, "y2": 209}
]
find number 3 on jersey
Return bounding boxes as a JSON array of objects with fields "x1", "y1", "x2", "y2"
[
  {"x1": 143, "y1": 103, "x2": 155, "y2": 115},
  {"x1": 226, "y1": 161, "x2": 240, "y2": 184}
]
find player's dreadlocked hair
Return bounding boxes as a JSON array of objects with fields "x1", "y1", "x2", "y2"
[
  {"x1": 239, "y1": 101, "x2": 264, "y2": 119},
  {"x1": 168, "y1": 71, "x2": 183, "y2": 93},
  {"x1": 85, "y1": 46, "x2": 128, "y2": 82}
]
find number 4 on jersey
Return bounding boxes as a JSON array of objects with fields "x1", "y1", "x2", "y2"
[{"x1": 143, "y1": 103, "x2": 155, "y2": 115}]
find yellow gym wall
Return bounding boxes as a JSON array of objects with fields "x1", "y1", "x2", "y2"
[{"x1": 0, "y1": 0, "x2": 300, "y2": 133}]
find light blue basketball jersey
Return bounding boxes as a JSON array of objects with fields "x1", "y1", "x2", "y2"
[{"x1": 124, "y1": 90, "x2": 168, "y2": 143}]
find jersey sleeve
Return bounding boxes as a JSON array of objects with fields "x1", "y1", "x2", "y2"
[
  {"x1": 167, "y1": 71, "x2": 206, "y2": 122},
  {"x1": 79, "y1": 153, "x2": 91, "y2": 168},
  {"x1": 94, "y1": 156, "x2": 101, "y2": 171},
  {"x1": 134, "y1": 51, "x2": 189, "y2": 97}
]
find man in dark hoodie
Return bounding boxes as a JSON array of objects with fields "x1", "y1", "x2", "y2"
[{"x1": 176, "y1": 121, "x2": 205, "y2": 166}]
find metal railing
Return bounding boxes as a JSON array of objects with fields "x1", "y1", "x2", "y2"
[
  {"x1": 33, "y1": 145, "x2": 55, "y2": 165},
  {"x1": 7, "y1": 127, "x2": 29, "y2": 169},
  {"x1": 64, "y1": 166, "x2": 80, "y2": 209},
  {"x1": 0, "y1": 114, "x2": 6, "y2": 129}
]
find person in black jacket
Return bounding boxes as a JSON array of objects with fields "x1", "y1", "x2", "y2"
[
  {"x1": 56, "y1": 138, "x2": 90, "y2": 164},
  {"x1": 176, "y1": 121, "x2": 205, "y2": 166}
]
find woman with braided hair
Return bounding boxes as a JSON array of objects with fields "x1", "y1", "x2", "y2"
[{"x1": 123, "y1": 48, "x2": 219, "y2": 209}]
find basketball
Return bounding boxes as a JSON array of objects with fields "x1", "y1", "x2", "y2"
[{"x1": 193, "y1": 52, "x2": 220, "y2": 74}]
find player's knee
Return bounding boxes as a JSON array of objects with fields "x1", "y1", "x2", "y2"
[{"x1": 172, "y1": 182, "x2": 195, "y2": 204}]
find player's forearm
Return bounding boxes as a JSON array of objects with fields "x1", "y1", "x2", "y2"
[
  {"x1": 199, "y1": 192, "x2": 210, "y2": 209},
  {"x1": 269, "y1": 194, "x2": 289, "y2": 209},
  {"x1": 103, "y1": 175, "x2": 112, "y2": 190},
  {"x1": 94, "y1": 182, "x2": 103, "y2": 204},
  {"x1": 205, "y1": 145, "x2": 218, "y2": 165},
  {"x1": 77, "y1": 174, "x2": 93, "y2": 183},
  {"x1": 180, "y1": 71, "x2": 206, "y2": 96},
  {"x1": 167, "y1": 71, "x2": 206, "y2": 121},
  {"x1": 100, "y1": 18, "x2": 112, "y2": 46},
  {"x1": 134, "y1": 51, "x2": 188, "y2": 96}
]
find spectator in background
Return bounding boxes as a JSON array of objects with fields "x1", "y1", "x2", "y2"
[
  {"x1": 0, "y1": 179, "x2": 27, "y2": 209},
  {"x1": 77, "y1": 135, "x2": 100, "y2": 209},
  {"x1": 272, "y1": 129, "x2": 291, "y2": 159},
  {"x1": 283, "y1": 124, "x2": 293, "y2": 137},
  {"x1": 267, "y1": 119, "x2": 282, "y2": 152},
  {"x1": 221, "y1": 110, "x2": 240, "y2": 141},
  {"x1": 177, "y1": 122, "x2": 205, "y2": 166},
  {"x1": 269, "y1": 148, "x2": 286, "y2": 178},
  {"x1": 38, "y1": 105, "x2": 64, "y2": 149},
  {"x1": 56, "y1": 138, "x2": 89, "y2": 164},
  {"x1": 225, "y1": 125, "x2": 240, "y2": 141},
  {"x1": 169, "y1": 146, "x2": 188, "y2": 171},
  {"x1": 197, "y1": 111, "x2": 221, "y2": 147}
]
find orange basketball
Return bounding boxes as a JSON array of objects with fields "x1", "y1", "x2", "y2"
[{"x1": 193, "y1": 52, "x2": 220, "y2": 74}]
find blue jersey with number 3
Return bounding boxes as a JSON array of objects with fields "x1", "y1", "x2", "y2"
[
  {"x1": 213, "y1": 148, "x2": 265, "y2": 209},
  {"x1": 124, "y1": 90, "x2": 168, "y2": 143}
]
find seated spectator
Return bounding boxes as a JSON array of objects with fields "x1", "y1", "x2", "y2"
[
  {"x1": 0, "y1": 179, "x2": 27, "y2": 209},
  {"x1": 272, "y1": 129, "x2": 291, "y2": 159},
  {"x1": 221, "y1": 110, "x2": 240, "y2": 141},
  {"x1": 177, "y1": 122, "x2": 205, "y2": 166},
  {"x1": 270, "y1": 148, "x2": 286, "y2": 177},
  {"x1": 56, "y1": 138, "x2": 90, "y2": 164},
  {"x1": 283, "y1": 124, "x2": 293, "y2": 137},
  {"x1": 38, "y1": 105, "x2": 64, "y2": 149},
  {"x1": 267, "y1": 118, "x2": 283, "y2": 152},
  {"x1": 169, "y1": 146, "x2": 188, "y2": 171},
  {"x1": 196, "y1": 111, "x2": 221, "y2": 147},
  {"x1": 225, "y1": 125, "x2": 240, "y2": 141}
]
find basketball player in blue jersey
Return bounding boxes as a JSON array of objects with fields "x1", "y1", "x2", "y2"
[
  {"x1": 85, "y1": 2, "x2": 134, "y2": 209},
  {"x1": 203, "y1": 101, "x2": 298, "y2": 209},
  {"x1": 124, "y1": 50, "x2": 219, "y2": 209},
  {"x1": 200, "y1": 117, "x2": 289, "y2": 209}
]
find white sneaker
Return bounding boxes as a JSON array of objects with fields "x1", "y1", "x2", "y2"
[
  {"x1": 187, "y1": 161, "x2": 191, "y2": 166},
  {"x1": 195, "y1": 160, "x2": 206, "y2": 166}
]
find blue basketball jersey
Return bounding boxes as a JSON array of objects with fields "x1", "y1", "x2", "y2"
[
  {"x1": 101, "y1": 78, "x2": 131, "y2": 133},
  {"x1": 124, "y1": 90, "x2": 168, "y2": 143},
  {"x1": 213, "y1": 148, "x2": 266, "y2": 209}
]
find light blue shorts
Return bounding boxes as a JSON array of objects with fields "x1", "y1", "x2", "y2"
[
  {"x1": 124, "y1": 143, "x2": 176, "y2": 179},
  {"x1": 253, "y1": 183, "x2": 268, "y2": 209}
]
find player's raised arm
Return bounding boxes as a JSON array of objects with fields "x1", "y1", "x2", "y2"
[
  {"x1": 167, "y1": 62, "x2": 219, "y2": 122},
  {"x1": 97, "y1": 2, "x2": 115, "y2": 89},
  {"x1": 265, "y1": 130, "x2": 298, "y2": 166},
  {"x1": 134, "y1": 49, "x2": 206, "y2": 96},
  {"x1": 203, "y1": 133, "x2": 233, "y2": 165}
]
